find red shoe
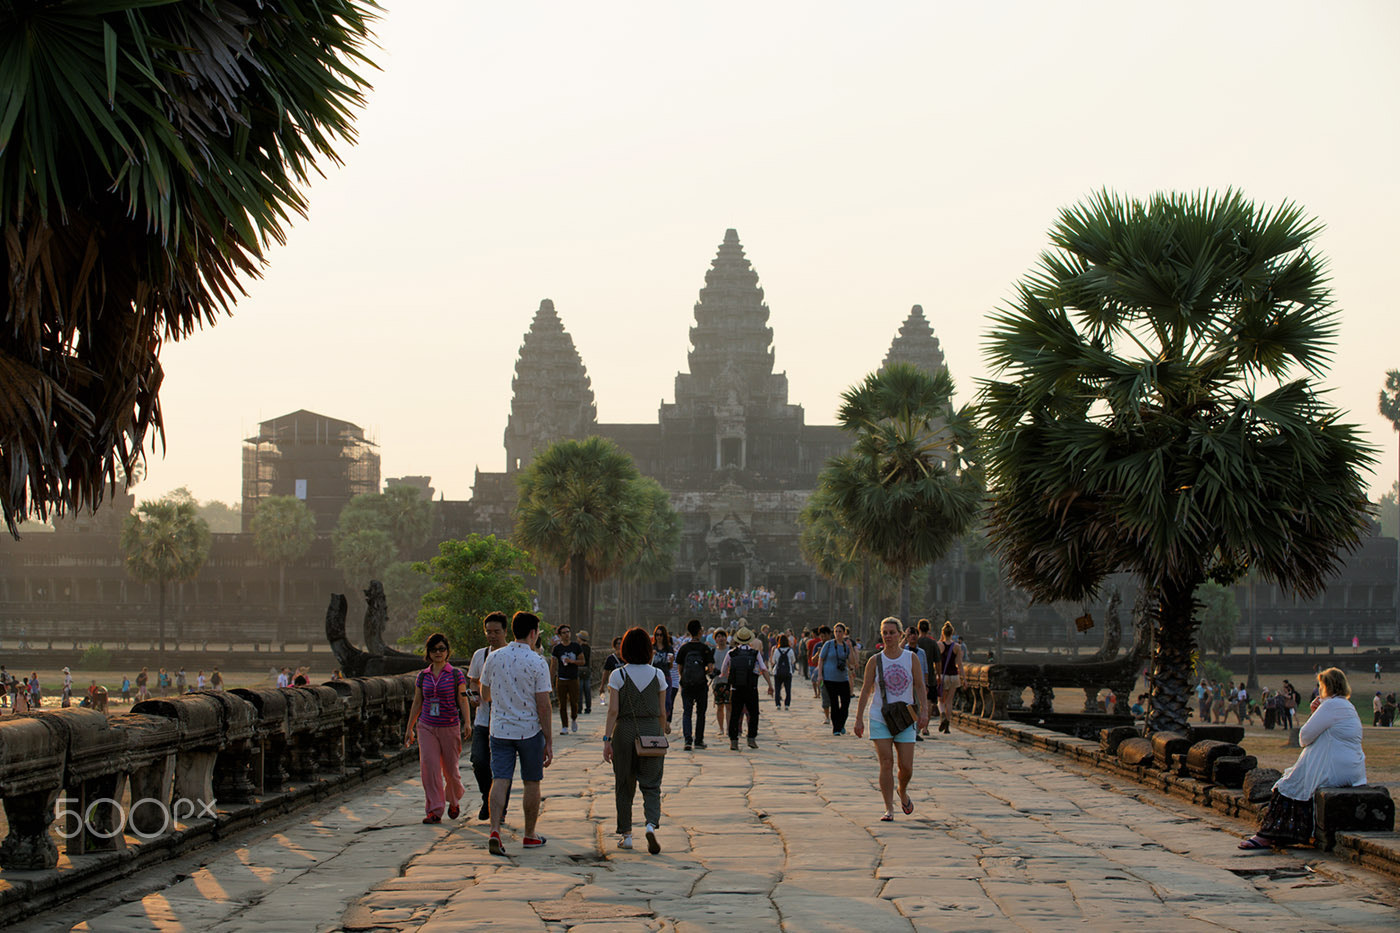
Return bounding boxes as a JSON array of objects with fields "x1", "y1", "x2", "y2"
[
  {"x1": 447, "y1": 802, "x2": 460, "y2": 820},
  {"x1": 488, "y1": 831, "x2": 506, "y2": 856},
  {"x1": 522, "y1": 834, "x2": 547, "y2": 848},
  {"x1": 422, "y1": 813, "x2": 441, "y2": 824}
]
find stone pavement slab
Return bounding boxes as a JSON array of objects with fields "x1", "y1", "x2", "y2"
[{"x1": 30, "y1": 683, "x2": 1400, "y2": 931}]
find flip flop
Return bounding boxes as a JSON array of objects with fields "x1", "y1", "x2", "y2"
[
  {"x1": 1237, "y1": 835, "x2": 1271, "y2": 851},
  {"x1": 879, "y1": 812, "x2": 894, "y2": 822},
  {"x1": 901, "y1": 797, "x2": 914, "y2": 815}
]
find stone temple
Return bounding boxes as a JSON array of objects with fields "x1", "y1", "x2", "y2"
[{"x1": 441, "y1": 229, "x2": 949, "y2": 599}]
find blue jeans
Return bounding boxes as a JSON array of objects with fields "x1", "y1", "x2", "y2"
[
  {"x1": 490, "y1": 731, "x2": 546, "y2": 781},
  {"x1": 579, "y1": 672, "x2": 592, "y2": 712}
]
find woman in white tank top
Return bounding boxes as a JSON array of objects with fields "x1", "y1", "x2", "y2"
[{"x1": 853, "y1": 617, "x2": 929, "y2": 822}]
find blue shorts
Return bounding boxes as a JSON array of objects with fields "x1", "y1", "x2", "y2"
[
  {"x1": 489, "y1": 731, "x2": 546, "y2": 781},
  {"x1": 869, "y1": 716, "x2": 916, "y2": 743}
]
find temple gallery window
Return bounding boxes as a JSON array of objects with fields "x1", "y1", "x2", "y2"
[{"x1": 719, "y1": 437, "x2": 743, "y2": 469}]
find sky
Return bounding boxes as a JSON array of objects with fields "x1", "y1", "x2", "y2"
[{"x1": 135, "y1": 0, "x2": 1400, "y2": 508}]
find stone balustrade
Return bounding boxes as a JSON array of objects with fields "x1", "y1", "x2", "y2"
[
  {"x1": 0, "y1": 674, "x2": 416, "y2": 872},
  {"x1": 958, "y1": 660, "x2": 1137, "y2": 738}
]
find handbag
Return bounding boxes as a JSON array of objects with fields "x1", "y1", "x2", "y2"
[
  {"x1": 876, "y1": 653, "x2": 918, "y2": 734},
  {"x1": 625, "y1": 667, "x2": 669, "y2": 757}
]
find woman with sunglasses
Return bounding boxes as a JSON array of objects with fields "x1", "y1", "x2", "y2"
[{"x1": 405, "y1": 633, "x2": 472, "y2": 824}]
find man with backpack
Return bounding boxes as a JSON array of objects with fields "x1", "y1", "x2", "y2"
[
  {"x1": 720, "y1": 627, "x2": 774, "y2": 750},
  {"x1": 676, "y1": 619, "x2": 714, "y2": 750}
]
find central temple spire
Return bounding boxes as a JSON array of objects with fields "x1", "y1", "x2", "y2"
[{"x1": 674, "y1": 229, "x2": 788, "y2": 412}]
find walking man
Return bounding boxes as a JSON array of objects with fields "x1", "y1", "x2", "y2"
[
  {"x1": 915, "y1": 620, "x2": 942, "y2": 736},
  {"x1": 721, "y1": 627, "x2": 773, "y2": 750},
  {"x1": 480, "y1": 611, "x2": 554, "y2": 855},
  {"x1": 550, "y1": 624, "x2": 584, "y2": 734},
  {"x1": 676, "y1": 618, "x2": 714, "y2": 750},
  {"x1": 468, "y1": 611, "x2": 512, "y2": 821}
]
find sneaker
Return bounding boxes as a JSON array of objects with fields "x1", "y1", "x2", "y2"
[
  {"x1": 561, "y1": 728, "x2": 569, "y2": 736},
  {"x1": 645, "y1": 823, "x2": 661, "y2": 854},
  {"x1": 422, "y1": 813, "x2": 442, "y2": 824},
  {"x1": 522, "y1": 834, "x2": 547, "y2": 848},
  {"x1": 731, "y1": 739, "x2": 740, "y2": 750},
  {"x1": 447, "y1": 802, "x2": 460, "y2": 820},
  {"x1": 684, "y1": 742, "x2": 692, "y2": 751},
  {"x1": 488, "y1": 831, "x2": 506, "y2": 856},
  {"x1": 693, "y1": 740, "x2": 707, "y2": 749},
  {"x1": 618, "y1": 834, "x2": 633, "y2": 849},
  {"x1": 571, "y1": 723, "x2": 578, "y2": 733},
  {"x1": 747, "y1": 737, "x2": 759, "y2": 749}
]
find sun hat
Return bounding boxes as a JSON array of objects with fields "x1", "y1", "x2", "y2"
[{"x1": 734, "y1": 627, "x2": 754, "y2": 644}]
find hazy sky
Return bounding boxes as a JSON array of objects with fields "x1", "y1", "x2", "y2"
[{"x1": 136, "y1": 1, "x2": 1400, "y2": 510}]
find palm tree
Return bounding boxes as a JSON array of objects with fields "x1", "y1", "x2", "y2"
[
  {"x1": 515, "y1": 437, "x2": 647, "y2": 635},
  {"x1": 980, "y1": 189, "x2": 1376, "y2": 733},
  {"x1": 798, "y1": 486, "x2": 897, "y2": 641},
  {"x1": 0, "y1": 2, "x2": 379, "y2": 536},
  {"x1": 820, "y1": 363, "x2": 983, "y2": 624},
  {"x1": 121, "y1": 499, "x2": 212, "y2": 657},
  {"x1": 616, "y1": 477, "x2": 682, "y2": 636},
  {"x1": 1380, "y1": 370, "x2": 1400, "y2": 631},
  {"x1": 250, "y1": 496, "x2": 316, "y2": 615}
]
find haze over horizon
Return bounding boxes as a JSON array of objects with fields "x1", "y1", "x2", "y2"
[{"x1": 113, "y1": 1, "x2": 1397, "y2": 514}]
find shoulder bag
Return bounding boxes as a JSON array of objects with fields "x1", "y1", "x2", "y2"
[
  {"x1": 625, "y1": 667, "x2": 669, "y2": 757},
  {"x1": 876, "y1": 653, "x2": 919, "y2": 735}
]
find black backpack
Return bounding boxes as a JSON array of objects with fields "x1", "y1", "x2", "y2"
[
  {"x1": 680, "y1": 648, "x2": 708, "y2": 688},
  {"x1": 728, "y1": 646, "x2": 758, "y2": 690},
  {"x1": 775, "y1": 649, "x2": 791, "y2": 678}
]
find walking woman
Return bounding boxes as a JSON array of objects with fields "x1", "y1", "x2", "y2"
[
  {"x1": 770, "y1": 635, "x2": 797, "y2": 709},
  {"x1": 712, "y1": 628, "x2": 732, "y2": 735},
  {"x1": 935, "y1": 621, "x2": 962, "y2": 732},
  {"x1": 853, "y1": 617, "x2": 930, "y2": 821},
  {"x1": 817, "y1": 623, "x2": 856, "y2": 735},
  {"x1": 1240, "y1": 667, "x2": 1366, "y2": 850},
  {"x1": 652, "y1": 625, "x2": 678, "y2": 718},
  {"x1": 404, "y1": 632, "x2": 471, "y2": 824},
  {"x1": 603, "y1": 626, "x2": 669, "y2": 853}
]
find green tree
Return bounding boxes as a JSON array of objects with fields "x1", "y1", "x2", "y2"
[
  {"x1": 798, "y1": 486, "x2": 897, "y2": 639},
  {"x1": 1195, "y1": 582, "x2": 1240, "y2": 657},
  {"x1": 1377, "y1": 482, "x2": 1398, "y2": 539},
  {"x1": 383, "y1": 560, "x2": 434, "y2": 639},
  {"x1": 120, "y1": 498, "x2": 211, "y2": 656},
  {"x1": 382, "y1": 484, "x2": 433, "y2": 557},
  {"x1": 820, "y1": 363, "x2": 983, "y2": 623},
  {"x1": 515, "y1": 437, "x2": 646, "y2": 635},
  {"x1": 332, "y1": 487, "x2": 432, "y2": 588},
  {"x1": 980, "y1": 189, "x2": 1376, "y2": 733},
  {"x1": 0, "y1": 2, "x2": 379, "y2": 536},
  {"x1": 616, "y1": 477, "x2": 682, "y2": 634},
  {"x1": 251, "y1": 496, "x2": 316, "y2": 614},
  {"x1": 405, "y1": 535, "x2": 536, "y2": 658},
  {"x1": 1380, "y1": 371, "x2": 1400, "y2": 619}
]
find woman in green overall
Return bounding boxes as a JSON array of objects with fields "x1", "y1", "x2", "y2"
[{"x1": 602, "y1": 626, "x2": 670, "y2": 853}]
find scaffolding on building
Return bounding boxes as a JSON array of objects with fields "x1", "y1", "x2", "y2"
[{"x1": 241, "y1": 410, "x2": 379, "y2": 533}]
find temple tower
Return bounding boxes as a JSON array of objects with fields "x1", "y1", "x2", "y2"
[
  {"x1": 881, "y1": 304, "x2": 947, "y2": 376},
  {"x1": 504, "y1": 299, "x2": 597, "y2": 473}
]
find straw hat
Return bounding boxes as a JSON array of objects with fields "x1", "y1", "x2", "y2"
[{"x1": 734, "y1": 627, "x2": 754, "y2": 644}]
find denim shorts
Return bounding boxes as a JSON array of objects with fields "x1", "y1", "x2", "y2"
[
  {"x1": 490, "y1": 731, "x2": 546, "y2": 781},
  {"x1": 869, "y1": 716, "x2": 916, "y2": 743}
]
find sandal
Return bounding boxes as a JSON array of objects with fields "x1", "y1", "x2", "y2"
[
  {"x1": 1238, "y1": 835, "x2": 1272, "y2": 851},
  {"x1": 879, "y1": 812, "x2": 894, "y2": 822},
  {"x1": 901, "y1": 797, "x2": 914, "y2": 816}
]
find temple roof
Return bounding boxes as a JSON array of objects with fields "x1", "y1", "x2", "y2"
[
  {"x1": 881, "y1": 304, "x2": 947, "y2": 377},
  {"x1": 504, "y1": 299, "x2": 598, "y2": 471},
  {"x1": 673, "y1": 229, "x2": 789, "y2": 413}
]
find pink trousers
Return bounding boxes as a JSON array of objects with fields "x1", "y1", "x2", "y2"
[{"x1": 417, "y1": 722, "x2": 465, "y2": 817}]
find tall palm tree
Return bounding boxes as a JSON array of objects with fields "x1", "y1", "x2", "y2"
[
  {"x1": 121, "y1": 498, "x2": 212, "y2": 657},
  {"x1": 1379, "y1": 369, "x2": 1400, "y2": 629},
  {"x1": 821, "y1": 363, "x2": 983, "y2": 624},
  {"x1": 616, "y1": 476, "x2": 682, "y2": 636},
  {"x1": 0, "y1": 2, "x2": 379, "y2": 535},
  {"x1": 980, "y1": 189, "x2": 1375, "y2": 733},
  {"x1": 515, "y1": 437, "x2": 647, "y2": 635},
  {"x1": 250, "y1": 495, "x2": 316, "y2": 615}
]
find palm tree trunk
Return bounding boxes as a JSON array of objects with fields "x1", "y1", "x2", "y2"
[
  {"x1": 278, "y1": 562, "x2": 286, "y2": 615},
  {"x1": 860, "y1": 560, "x2": 872, "y2": 645},
  {"x1": 570, "y1": 553, "x2": 588, "y2": 634},
  {"x1": 900, "y1": 570, "x2": 911, "y2": 624},
  {"x1": 1144, "y1": 577, "x2": 1200, "y2": 734},
  {"x1": 157, "y1": 580, "x2": 167, "y2": 660}
]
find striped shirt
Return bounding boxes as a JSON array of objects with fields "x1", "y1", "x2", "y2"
[{"x1": 416, "y1": 664, "x2": 465, "y2": 727}]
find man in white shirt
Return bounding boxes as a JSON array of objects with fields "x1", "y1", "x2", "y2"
[
  {"x1": 276, "y1": 667, "x2": 290, "y2": 688},
  {"x1": 468, "y1": 611, "x2": 511, "y2": 821},
  {"x1": 480, "y1": 611, "x2": 554, "y2": 856}
]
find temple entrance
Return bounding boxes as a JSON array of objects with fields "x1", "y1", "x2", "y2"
[{"x1": 718, "y1": 563, "x2": 745, "y2": 590}]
